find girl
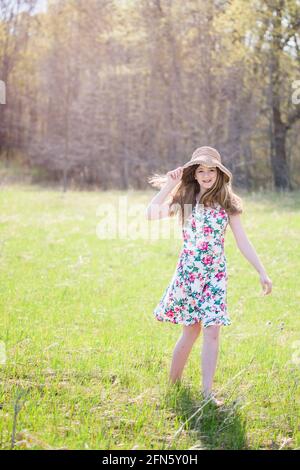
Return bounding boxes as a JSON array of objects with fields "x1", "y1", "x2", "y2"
[{"x1": 146, "y1": 146, "x2": 272, "y2": 406}]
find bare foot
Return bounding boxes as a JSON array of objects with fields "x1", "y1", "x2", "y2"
[
  {"x1": 168, "y1": 378, "x2": 182, "y2": 387},
  {"x1": 201, "y1": 391, "x2": 224, "y2": 407}
]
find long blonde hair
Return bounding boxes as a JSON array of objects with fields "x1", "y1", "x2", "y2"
[{"x1": 147, "y1": 164, "x2": 243, "y2": 227}]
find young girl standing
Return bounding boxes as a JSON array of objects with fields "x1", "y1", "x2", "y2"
[{"x1": 146, "y1": 146, "x2": 272, "y2": 406}]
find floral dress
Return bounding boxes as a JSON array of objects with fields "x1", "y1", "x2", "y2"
[{"x1": 153, "y1": 200, "x2": 231, "y2": 328}]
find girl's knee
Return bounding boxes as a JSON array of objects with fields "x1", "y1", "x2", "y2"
[
  {"x1": 203, "y1": 324, "x2": 220, "y2": 340},
  {"x1": 183, "y1": 321, "x2": 202, "y2": 338}
]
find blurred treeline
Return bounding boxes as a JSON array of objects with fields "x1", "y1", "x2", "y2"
[{"x1": 0, "y1": 0, "x2": 299, "y2": 191}]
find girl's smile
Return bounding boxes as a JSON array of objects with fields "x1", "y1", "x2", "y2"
[{"x1": 195, "y1": 165, "x2": 218, "y2": 190}]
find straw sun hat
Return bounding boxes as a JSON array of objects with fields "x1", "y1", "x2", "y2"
[{"x1": 182, "y1": 146, "x2": 232, "y2": 183}]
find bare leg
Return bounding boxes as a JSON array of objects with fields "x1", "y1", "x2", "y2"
[
  {"x1": 168, "y1": 322, "x2": 201, "y2": 385},
  {"x1": 201, "y1": 324, "x2": 221, "y2": 396}
]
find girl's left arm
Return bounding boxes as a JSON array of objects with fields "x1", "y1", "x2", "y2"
[{"x1": 229, "y1": 213, "x2": 272, "y2": 295}]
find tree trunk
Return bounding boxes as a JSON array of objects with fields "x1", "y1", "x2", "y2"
[
  {"x1": 269, "y1": 48, "x2": 291, "y2": 191},
  {"x1": 271, "y1": 109, "x2": 291, "y2": 190}
]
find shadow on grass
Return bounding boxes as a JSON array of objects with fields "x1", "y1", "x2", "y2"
[{"x1": 160, "y1": 382, "x2": 248, "y2": 450}]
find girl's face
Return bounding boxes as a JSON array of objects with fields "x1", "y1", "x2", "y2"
[{"x1": 194, "y1": 165, "x2": 218, "y2": 190}]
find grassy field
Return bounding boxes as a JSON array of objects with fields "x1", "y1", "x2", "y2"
[{"x1": 0, "y1": 184, "x2": 299, "y2": 450}]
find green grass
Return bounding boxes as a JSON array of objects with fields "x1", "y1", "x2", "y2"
[{"x1": 0, "y1": 184, "x2": 299, "y2": 450}]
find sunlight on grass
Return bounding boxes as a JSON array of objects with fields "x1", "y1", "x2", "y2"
[{"x1": 0, "y1": 185, "x2": 299, "y2": 449}]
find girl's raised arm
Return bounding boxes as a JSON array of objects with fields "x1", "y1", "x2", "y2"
[
  {"x1": 145, "y1": 167, "x2": 183, "y2": 220},
  {"x1": 229, "y1": 213, "x2": 272, "y2": 295}
]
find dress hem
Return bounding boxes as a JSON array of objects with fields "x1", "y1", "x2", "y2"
[{"x1": 153, "y1": 312, "x2": 231, "y2": 328}]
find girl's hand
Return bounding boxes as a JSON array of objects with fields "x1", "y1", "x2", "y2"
[
  {"x1": 166, "y1": 167, "x2": 183, "y2": 186},
  {"x1": 259, "y1": 272, "x2": 272, "y2": 295}
]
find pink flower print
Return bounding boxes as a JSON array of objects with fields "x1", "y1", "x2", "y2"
[
  {"x1": 203, "y1": 226, "x2": 213, "y2": 235},
  {"x1": 220, "y1": 303, "x2": 225, "y2": 311},
  {"x1": 216, "y1": 272, "x2": 225, "y2": 280},
  {"x1": 202, "y1": 255, "x2": 213, "y2": 265},
  {"x1": 166, "y1": 309, "x2": 175, "y2": 319},
  {"x1": 191, "y1": 219, "x2": 196, "y2": 229},
  {"x1": 197, "y1": 241, "x2": 209, "y2": 251},
  {"x1": 189, "y1": 273, "x2": 196, "y2": 282},
  {"x1": 174, "y1": 306, "x2": 181, "y2": 312},
  {"x1": 183, "y1": 231, "x2": 190, "y2": 241}
]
